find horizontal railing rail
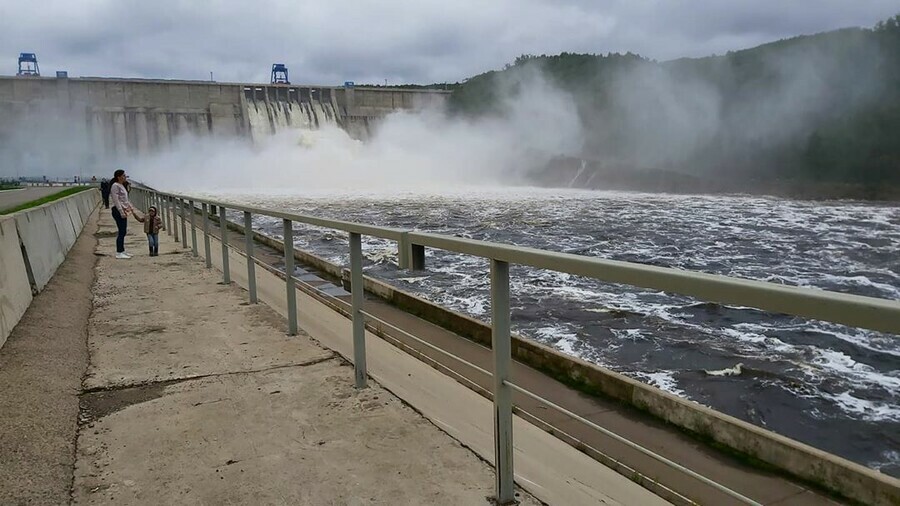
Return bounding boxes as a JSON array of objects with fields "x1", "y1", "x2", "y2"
[
  {"x1": 156, "y1": 191, "x2": 899, "y2": 335},
  {"x1": 131, "y1": 187, "x2": 900, "y2": 506}
]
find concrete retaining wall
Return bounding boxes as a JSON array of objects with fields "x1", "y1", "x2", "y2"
[
  {"x1": 65, "y1": 197, "x2": 83, "y2": 229},
  {"x1": 0, "y1": 189, "x2": 99, "y2": 348},
  {"x1": 0, "y1": 217, "x2": 32, "y2": 349},
  {"x1": 50, "y1": 202, "x2": 77, "y2": 252},
  {"x1": 75, "y1": 195, "x2": 92, "y2": 227},
  {"x1": 200, "y1": 210, "x2": 899, "y2": 505},
  {"x1": 14, "y1": 206, "x2": 67, "y2": 291}
]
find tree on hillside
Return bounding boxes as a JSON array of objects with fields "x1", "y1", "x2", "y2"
[{"x1": 448, "y1": 14, "x2": 900, "y2": 187}]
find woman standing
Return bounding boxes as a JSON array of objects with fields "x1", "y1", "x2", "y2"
[{"x1": 109, "y1": 169, "x2": 134, "y2": 259}]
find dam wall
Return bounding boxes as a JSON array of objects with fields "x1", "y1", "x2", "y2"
[
  {"x1": 0, "y1": 76, "x2": 450, "y2": 170},
  {"x1": 0, "y1": 188, "x2": 99, "y2": 348}
]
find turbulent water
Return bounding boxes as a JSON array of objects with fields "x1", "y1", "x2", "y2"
[{"x1": 214, "y1": 187, "x2": 899, "y2": 476}]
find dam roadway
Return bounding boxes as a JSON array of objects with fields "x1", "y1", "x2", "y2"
[
  {"x1": 0, "y1": 187, "x2": 62, "y2": 212},
  {"x1": 1, "y1": 188, "x2": 897, "y2": 505}
]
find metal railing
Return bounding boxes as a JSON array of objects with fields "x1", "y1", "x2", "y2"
[{"x1": 131, "y1": 187, "x2": 900, "y2": 506}]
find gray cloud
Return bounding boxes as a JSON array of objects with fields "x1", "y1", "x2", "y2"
[{"x1": 0, "y1": 0, "x2": 896, "y2": 84}]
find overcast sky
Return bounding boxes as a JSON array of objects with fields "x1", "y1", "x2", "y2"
[{"x1": 0, "y1": 1, "x2": 896, "y2": 85}]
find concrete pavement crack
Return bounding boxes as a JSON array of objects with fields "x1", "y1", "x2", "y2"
[{"x1": 81, "y1": 353, "x2": 337, "y2": 394}]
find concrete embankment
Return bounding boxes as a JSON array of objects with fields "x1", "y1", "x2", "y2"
[
  {"x1": 199, "y1": 208, "x2": 899, "y2": 506},
  {"x1": 0, "y1": 188, "x2": 99, "y2": 348}
]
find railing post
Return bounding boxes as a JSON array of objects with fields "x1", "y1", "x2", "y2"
[
  {"x1": 202, "y1": 203, "x2": 211, "y2": 268},
  {"x1": 189, "y1": 200, "x2": 198, "y2": 257},
  {"x1": 219, "y1": 206, "x2": 230, "y2": 284},
  {"x1": 171, "y1": 197, "x2": 179, "y2": 243},
  {"x1": 398, "y1": 232, "x2": 410, "y2": 270},
  {"x1": 283, "y1": 219, "x2": 298, "y2": 336},
  {"x1": 398, "y1": 232, "x2": 425, "y2": 270},
  {"x1": 411, "y1": 244, "x2": 426, "y2": 271},
  {"x1": 180, "y1": 199, "x2": 187, "y2": 249},
  {"x1": 350, "y1": 232, "x2": 368, "y2": 388},
  {"x1": 491, "y1": 259, "x2": 515, "y2": 505},
  {"x1": 244, "y1": 211, "x2": 257, "y2": 304},
  {"x1": 165, "y1": 196, "x2": 172, "y2": 236}
]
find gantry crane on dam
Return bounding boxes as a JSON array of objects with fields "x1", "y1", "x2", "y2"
[{"x1": 16, "y1": 53, "x2": 39, "y2": 76}]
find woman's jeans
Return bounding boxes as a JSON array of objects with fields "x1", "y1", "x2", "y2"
[
  {"x1": 111, "y1": 207, "x2": 127, "y2": 253},
  {"x1": 147, "y1": 233, "x2": 159, "y2": 255}
]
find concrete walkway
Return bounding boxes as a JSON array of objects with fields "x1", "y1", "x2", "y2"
[
  {"x1": 0, "y1": 208, "x2": 98, "y2": 505},
  {"x1": 72, "y1": 211, "x2": 544, "y2": 505}
]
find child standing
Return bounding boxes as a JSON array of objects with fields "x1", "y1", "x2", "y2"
[{"x1": 135, "y1": 206, "x2": 165, "y2": 256}]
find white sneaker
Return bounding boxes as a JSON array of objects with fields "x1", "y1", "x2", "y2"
[{"x1": 115, "y1": 252, "x2": 131, "y2": 259}]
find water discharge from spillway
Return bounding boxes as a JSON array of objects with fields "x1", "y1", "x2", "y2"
[
  {"x1": 135, "y1": 73, "x2": 584, "y2": 194},
  {"x1": 246, "y1": 99, "x2": 340, "y2": 140}
]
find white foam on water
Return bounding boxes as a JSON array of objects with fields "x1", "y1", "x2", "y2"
[
  {"x1": 818, "y1": 274, "x2": 900, "y2": 299},
  {"x1": 870, "y1": 450, "x2": 900, "y2": 473},
  {"x1": 632, "y1": 371, "x2": 689, "y2": 398},
  {"x1": 610, "y1": 328, "x2": 644, "y2": 340},
  {"x1": 704, "y1": 363, "x2": 744, "y2": 376},
  {"x1": 534, "y1": 325, "x2": 580, "y2": 355},
  {"x1": 809, "y1": 348, "x2": 900, "y2": 391},
  {"x1": 819, "y1": 391, "x2": 900, "y2": 422},
  {"x1": 397, "y1": 276, "x2": 429, "y2": 284},
  {"x1": 811, "y1": 323, "x2": 900, "y2": 358}
]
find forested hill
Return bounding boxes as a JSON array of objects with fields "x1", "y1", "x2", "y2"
[{"x1": 448, "y1": 15, "x2": 900, "y2": 188}]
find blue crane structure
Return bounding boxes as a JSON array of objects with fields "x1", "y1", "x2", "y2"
[
  {"x1": 271, "y1": 64, "x2": 289, "y2": 84},
  {"x1": 17, "y1": 53, "x2": 39, "y2": 76}
]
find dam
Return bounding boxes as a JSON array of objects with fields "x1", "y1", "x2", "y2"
[
  {"x1": 1, "y1": 73, "x2": 900, "y2": 505},
  {"x1": 0, "y1": 75, "x2": 449, "y2": 171}
]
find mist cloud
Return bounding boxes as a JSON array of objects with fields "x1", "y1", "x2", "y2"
[{"x1": 133, "y1": 72, "x2": 583, "y2": 193}]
